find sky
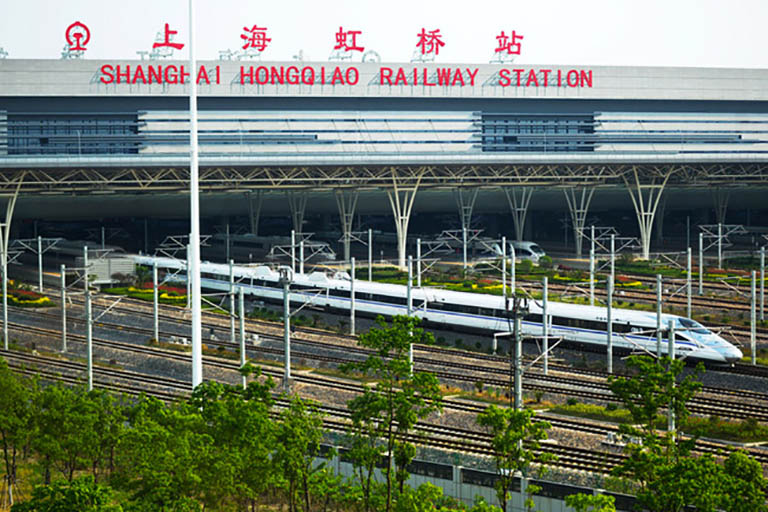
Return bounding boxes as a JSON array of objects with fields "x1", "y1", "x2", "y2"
[{"x1": 0, "y1": 0, "x2": 767, "y2": 68}]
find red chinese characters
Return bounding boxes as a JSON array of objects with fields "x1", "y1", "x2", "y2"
[
  {"x1": 65, "y1": 21, "x2": 90, "y2": 51},
  {"x1": 495, "y1": 30, "x2": 523, "y2": 55},
  {"x1": 241, "y1": 25, "x2": 271, "y2": 51},
  {"x1": 334, "y1": 27, "x2": 364, "y2": 52},
  {"x1": 153, "y1": 23, "x2": 184, "y2": 50},
  {"x1": 416, "y1": 28, "x2": 445, "y2": 55}
]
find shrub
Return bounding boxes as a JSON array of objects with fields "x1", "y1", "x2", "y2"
[
  {"x1": 519, "y1": 259, "x2": 534, "y2": 274},
  {"x1": 566, "y1": 397, "x2": 578, "y2": 406},
  {"x1": 538, "y1": 255, "x2": 553, "y2": 269}
]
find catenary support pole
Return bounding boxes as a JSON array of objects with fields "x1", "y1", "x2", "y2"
[
  {"x1": 1, "y1": 236, "x2": 6, "y2": 350},
  {"x1": 542, "y1": 276, "x2": 548, "y2": 375},
  {"x1": 291, "y1": 230, "x2": 296, "y2": 274},
  {"x1": 462, "y1": 226, "x2": 467, "y2": 271},
  {"x1": 186, "y1": 243, "x2": 191, "y2": 309},
  {"x1": 717, "y1": 222, "x2": 723, "y2": 269},
  {"x1": 686, "y1": 247, "x2": 692, "y2": 319},
  {"x1": 610, "y1": 234, "x2": 615, "y2": 283},
  {"x1": 751, "y1": 271, "x2": 757, "y2": 365},
  {"x1": 668, "y1": 319, "x2": 676, "y2": 440},
  {"x1": 239, "y1": 287, "x2": 246, "y2": 389},
  {"x1": 229, "y1": 259, "x2": 235, "y2": 344},
  {"x1": 153, "y1": 262, "x2": 159, "y2": 343},
  {"x1": 656, "y1": 274, "x2": 662, "y2": 358},
  {"x1": 368, "y1": 228, "x2": 373, "y2": 281},
  {"x1": 225, "y1": 221, "x2": 230, "y2": 263},
  {"x1": 502, "y1": 236, "x2": 507, "y2": 304},
  {"x1": 61, "y1": 264, "x2": 67, "y2": 352},
  {"x1": 84, "y1": 246, "x2": 93, "y2": 391},
  {"x1": 283, "y1": 276, "x2": 291, "y2": 387},
  {"x1": 188, "y1": 0, "x2": 203, "y2": 389},
  {"x1": 514, "y1": 313, "x2": 522, "y2": 411},
  {"x1": 37, "y1": 235, "x2": 43, "y2": 292},
  {"x1": 101, "y1": 226, "x2": 105, "y2": 250},
  {"x1": 416, "y1": 238, "x2": 422, "y2": 288},
  {"x1": 607, "y1": 276, "x2": 614, "y2": 374},
  {"x1": 698, "y1": 233, "x2": 704, "y2": 295},
  {"x1": 299, "y1": 240, "x2": 304, "y2": 275},
  {"x1": 589, "y1": 248, "x2": 595, "y2": 306},
  {"x1": 510, "y1": 244, "x2": 516, "y2": 294},
  {"x1": 350, "y1": 257, "x2": 356, "y2": 336},
  {"x1": 407, "y1": 255, "x2": 413, "y2": 315},
  {"x1": 761, "y1": 246, "x2": 765, "y2": 321}
]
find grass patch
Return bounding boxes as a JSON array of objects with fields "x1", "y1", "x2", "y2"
[
  {"x1": 549, "y1": 402, "x2": 634, "y2": 424},
  {"x1": 683, "y1": 416, "x2": 768, "y2": 443}
]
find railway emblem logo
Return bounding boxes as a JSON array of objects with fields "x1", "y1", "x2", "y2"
[{"x1": 65, "y1": 21, "x2": 90, "y2": 52}]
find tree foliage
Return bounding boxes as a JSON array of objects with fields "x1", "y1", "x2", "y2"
[
  {"x1": 343, "y1": 316, "x2": 443, "y2": 512},
  {"x1": 10, "y1": 475, "x2": 121, "y2": 512}
]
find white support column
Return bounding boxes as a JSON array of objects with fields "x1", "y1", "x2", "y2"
[
  {"x1": 368, "y1": 228, "x2": 373, "y2": 281},
  {"x1": 514, "y1": 313, "x2": 523, "y2": 411},
  {"x1": 542, "y1": 276, "x2": 548, "y2": 375},
  {"x1": 607, "y1": 276, "x2": 613, "y2": 374},
  {"x1": 751, "y1": 271, "x2": 757, "y2": 365},
  {"x1": 37, "y1": 235, "x2": 43, "y2": 292},
  {"x1": 335, "y1": 189, "x2": 359, "y2": 262},
  {"x1": 239, "y1": 287, "x2": 246, "y2": 389},
  {"x1": 502, "y1": 236, "x2": 507, "y2": 304},
  {"x1": 186, "y1": 243, "x2": 191, "y2": 309},
  {"x1": 407, "y1": 255, "x2": 413, "y2": 315},
  {"x1": 455, "y1": 187, "x2": 479, "y2": 270},
  {"x1": 0, "y1": 179, "x2": 22, "y2": 351},
  {"x1": 712, "y1": 187, "x2": 730, "y2": 226},
  {"x1": 503, "y1": 187, "x2": 534, "y2": 242},
  {"x1": 717, "y1": 222, "x2": 723, "y2": 269},
  {"x1": 686, "y1": 248, "x2": 692, "y2": 319},
  {"x1": 462, "y1": 226, "x2": 467, "y2": 270},
  {"x1": 589, "y1": 249, "x2": 595, "y2": 306},
  {"x1": 282, "y1": 274, "x2": 291, "y2": 389},
  {"x1": 761, "y1": 246, "x2": 765, "y2": 321},
  {"x1": 350, "y1": 257, "x2": 356, "y2": 336},
  {"x1": 386, "y1": 169, "x2": 423, "y2": 269},
  {"x1": 287, "y1": 191, "x2": 309, "y2": 237},
  {"x1": 225, "y1": 221, "x2": 230, "y2": 263},
  {"x1": 229, "y1": 259, "x2": 235, "y2": 344},
  {"x1": 510, "y1": 244, "x2": 516, "y2": 294},
  {"x1": 246, "y1": 190, "x2": 264, "y2": 236},
  {"x1": 416, "y1": 238, "x2": 422, "y2": 287},
  {"x1": 299, "y1": 241, "x2": 304, "y2": 275},
  {"x1": 290, "y1": 230, "x2": 296, "y2": 274},
  {"x1": 610, "y1": 234, "x2": 615, "y2": 283},
  {"x1": 668, "y1": 319, "x2": 676, "y2": 441},
  {"x1": 622, "y1": 167, "x2": 673, "y2": 260},
  {"x1": 656, "y1": 274, "x2": 662, "y2": 358},
  {"x1": 84, "y1": 246, "x2": 93, "y2": 392},
  {"x1": 188, "y1": 0, "x2": 203, "y2": 389},
  {"x1": 153, "y1": 262, "x2": 159, "y2": 343},
  {"x1": 563, "y1": 187, "x2": 595, "y2": 257},
  {"x1": 61, "y1": 264, "x2": 67, "y2": 353},
  {"x1": 698, "y1": 233, "x2": 704, "y2": 296}
]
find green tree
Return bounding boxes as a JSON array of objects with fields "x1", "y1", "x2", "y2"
[
  {"x1": 343, "y1": 316, "x2": 443, "y2": 512},
  {"x1": 112, "y1": 397, "x2": 209, "y2": 511},
  {"x1": 273, "y1": 395, "x2": 327, "y2": 512},
  {"x1": 187, "y1": 368, "x2": 277, "y2": 511},
  {"x1": 564, "y1": 493, "x2": 616, "y2": 512},
  {"x1": 476, "y1": 405, "x2": 553, "y2": 512},
  {"x1": 10, "y1": 475, "x2": 121, "y2": 512},
  {"x1": 720, "y1": 450, "x2": 768, "y2": 512},
  {"x1": 0, "y1": 359, "x2": 36, "y2": 507}
]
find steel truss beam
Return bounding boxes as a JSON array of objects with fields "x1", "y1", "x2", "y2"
[
  {"x1": 2, "y1": 163, "x2": 767, "y2": 194},
  {"x1": 623, "y1": 166, "x2": 676, "y2": 260}
]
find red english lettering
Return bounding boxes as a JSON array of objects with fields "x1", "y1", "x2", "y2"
[
  {"x1": 196, "y1": 66, "x2": 210, "y2": 85},
  {"x1": 437, "y1": 68, "x2": 451, "y2": 86},
  {"x1": 346, "y1": 67, "x2": 359, "y2": 85},
  {"x1": 580, "y1": 70, "x2": 593, "y2": 87},
  {"x1": 164, "y1": 65, "x2": 178, "y2": 84},
  {"x1": 148, "y1": 66, "x2": 162, "y2": 84},
  {"x1": 240, "y1": 66, "x2": 254, "y2": 85},
  {"x1": 331, "y1": 67, "x2": 345, "y2": 85},
  {"x1": 451, "y1": 69, "x2": 465, "y2": 86},
  {"x1": 512, "y1": 69, "x2": 524, "y2": 86},
  {"x1": 422, "y1": 68, "x2": 435, "y2": 86},
  {"x1": 286, "y1": 66, "x2": 299, "y2": 84},
  {"x1": 466, "y1": 68, "x2": 478, "y2": 86},
  {"x1": 394, "y1": 68, "x2": 407, "y2": 86},
  {"x1": 541, "y1": 69, "x2": 551, "y2": 87},
  {"x1": 301, "y1": 67, "x2": 315, "y2": 85},
  {"x1": 116, "y1": 65, "x2": 130, "y2": 84},
  {"x1": 498, "y1": 69, "x2": 511, "y2": 87},
  {"x1": 567, "y1": 69, "x2": 579, "y2": 87},
  {"x1": 525, "y1": 69, "x2": 538, "y2": 87},
  {"x1": 380, "y1": 67, "x2": 393, "y2": 85},
  {"x1": 180, "y1": 66, "x2": 190, "y2": 84},
  {"x1": 132, "y1": 66, "x2": 147, "y2": 85},
  {"x1": 100, "y1": 65, "x2": 114, "y2": 84},
  {"x1": 270, "y1": 66, "x2": 285, "y2": 85},
  {"x1": 255, "y1": 66, "x2": 269, "y2": 85}
]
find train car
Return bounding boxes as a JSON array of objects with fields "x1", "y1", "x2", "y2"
[
  {"x1": 132, "y1": 255, "x2": 743, "y2": 365},
  {"x1": 204, "y1": 233, "x2": 337, "y2": 264}
]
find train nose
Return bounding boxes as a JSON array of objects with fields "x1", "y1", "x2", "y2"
[{"x1": 725, "y1": 347, "x2": 743, "y2": 364}]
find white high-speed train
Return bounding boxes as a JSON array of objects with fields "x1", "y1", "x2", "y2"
[{"x1": 133, "y1": 255, "x2": 743, "y2": 365}]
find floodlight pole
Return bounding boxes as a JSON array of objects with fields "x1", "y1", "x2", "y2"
[
  {"x1": 607, "y1": 275, "x2": 614, "y2": 374},
  {"x1": 239, "y1": 287, "x2": 246, "y2": 389},
  {"x1": 656, "y1": 274, "x2": 662, "y2": 358},
  {"x1": 61, "y1": 264, "x2": 67, "y2": 352},
  {"x1": 84, "y1": 246, "x2": 93, "y2": 391},
  {"x1": 350, "y1": 257, "x2": 356, "y2": 336},
  {"x1": 153, "y1": 262, "x2": 159, "y2": 342},
  {"x1": 760, "y1": 246, "x2": 765, "y2": 321},
  {"x1": 37, "y1": 235, "x2": 43, "y2": 292},
  {"x1": 229, "y1": 259, "x2": 235, "y2": 344},
  {"x1": 188, "y1": 0, "x2": 203, "y2": 389}
]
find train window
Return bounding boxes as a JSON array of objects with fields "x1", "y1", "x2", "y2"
[
  {"x1": 405, "y1": 460, "x2": 453, "y2": 481},
  {"x1": 525, "y1": 313, "x2": 543, "y2": 324}
]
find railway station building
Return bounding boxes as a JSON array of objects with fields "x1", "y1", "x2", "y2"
[{"x1": 1, "y1": 58, "x2": 767, "y2": 264}]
